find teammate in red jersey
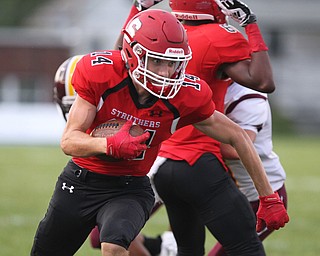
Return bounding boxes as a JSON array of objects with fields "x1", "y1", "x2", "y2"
[
  {"x1": 30, "y1": 9, "x2": 286, "y2": 256},
  {"x1": 146, "y1": 0, "x2": 288, "y2": 255}
]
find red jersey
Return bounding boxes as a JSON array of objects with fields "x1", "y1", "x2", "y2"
[
  {"x1": 71, "y1": 51, "x2": 215, "y2": 176},
  {"x1": 159, "y1": 23, "x2": 251, "y2": 166}
]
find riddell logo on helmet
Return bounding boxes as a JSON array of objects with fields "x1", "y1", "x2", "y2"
[
  {"x1": 174, "y1": 13, "x2": 199, "y2": 20},
  {"x1": 166, "y1": 48, "x2": 184, "y2": 55}
]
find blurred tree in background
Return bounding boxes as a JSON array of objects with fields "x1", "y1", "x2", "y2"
[
  {"x1": 0, "y1": 0, "x2": 49, "y2": 26},
  {"x1": 271, "y1": 109, "x2": 295, "y2": 135}
]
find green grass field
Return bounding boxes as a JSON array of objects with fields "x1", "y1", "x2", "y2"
[{"x1": 1, "y1": 135, "x2": 320, "y2": 255}]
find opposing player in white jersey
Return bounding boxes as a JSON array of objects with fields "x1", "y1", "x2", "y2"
[{"x1": 209, "y1": 81, "x2": 288, "y2": 255}]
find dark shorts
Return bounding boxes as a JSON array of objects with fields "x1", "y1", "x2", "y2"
[
  {"x1": 31, "y1": 160, "x2": 154, "y2": 256},
  {"x1": 154, "y1": 153, "x2": 265, "y2": 256}
]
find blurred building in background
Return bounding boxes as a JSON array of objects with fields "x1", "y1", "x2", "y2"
[
  {"x1": 243, "y1": 0, "x2": 320, "y2": 135},
  {"x1": 0, "y1": 0, "x2": 319, "y2": 144}
]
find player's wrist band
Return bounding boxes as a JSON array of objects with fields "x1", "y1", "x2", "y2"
[{"x1": 245, "y1": 23, "x2": 269, "y2": 52}]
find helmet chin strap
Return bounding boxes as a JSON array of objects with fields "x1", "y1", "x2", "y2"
[{"x1": 131, "y1": 75, "x2": 155, "y2": 104}]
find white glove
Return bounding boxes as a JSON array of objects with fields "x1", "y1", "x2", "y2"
[
  {"x1": 215, "y1": 0, "x2": 257, "y2": 27},
  {"x1": 147, "y1": 156, "x2": 166, "y2": 205},
  {"x1": 134, "y1": 0, "x2": 164, "y2": 11},
  {"x1": 159, "y1": 231, "x2": 177, "y2": 256}
]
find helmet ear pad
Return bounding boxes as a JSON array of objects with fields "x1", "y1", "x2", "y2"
[{"x1": 121, "y1": 9, "x2": 192, "y2": 99}]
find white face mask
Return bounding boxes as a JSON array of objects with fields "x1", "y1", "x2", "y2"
[{"x1": 131, "y1": 43, "x2": 191, "y2": 99}]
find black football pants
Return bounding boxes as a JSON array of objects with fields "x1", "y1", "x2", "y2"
[{"x1": 154, "y1": 153, "x2": 265, "y2": 256}]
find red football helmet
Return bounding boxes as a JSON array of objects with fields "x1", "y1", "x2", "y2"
[
  {"x1": 53, "y1": 55, "x2": 83, "y2": 121},
  {"x1": 121, "y1": 9, "x2": 192, "y2": 99},
  {"x1": 169, "y1": 0, "x2": 226, "y2": 24}
]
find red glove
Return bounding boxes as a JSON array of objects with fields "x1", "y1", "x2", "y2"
[
  {"x1": 256, "y1": 192, "x2": 289, "y2": 232},
  {"x1": 106, "y1": 120, "x2": 149, "y2": 160},
  {"x1": 245, "y1": 23, "x2": 269, "y2": 52}
]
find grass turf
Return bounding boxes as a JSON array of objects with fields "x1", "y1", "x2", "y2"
[{"x1": 0, "y1": 135, "x2": 319, "y2": 255}]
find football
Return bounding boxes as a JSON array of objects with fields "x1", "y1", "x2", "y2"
[{"x1": 90, "y1": 119, "x2": 145, "y2": 161}]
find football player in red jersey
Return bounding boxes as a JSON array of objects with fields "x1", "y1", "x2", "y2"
[
  {"x1": 151, "y1": 1, "x2": 287, "y2": 256},
  {"x1": 150, "y1": 1, "x2": 286, "y2": 255},
  {"x1": 31, "y1": 8, "x2": 287, "y2": 256},
  {"x1": 53, "y1": 54, "x2": 159, "y2": 256}
]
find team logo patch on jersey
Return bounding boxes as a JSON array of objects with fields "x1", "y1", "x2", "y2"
[{"x1": 149, "y1": 110, "x2": 163, "y2": 117}]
